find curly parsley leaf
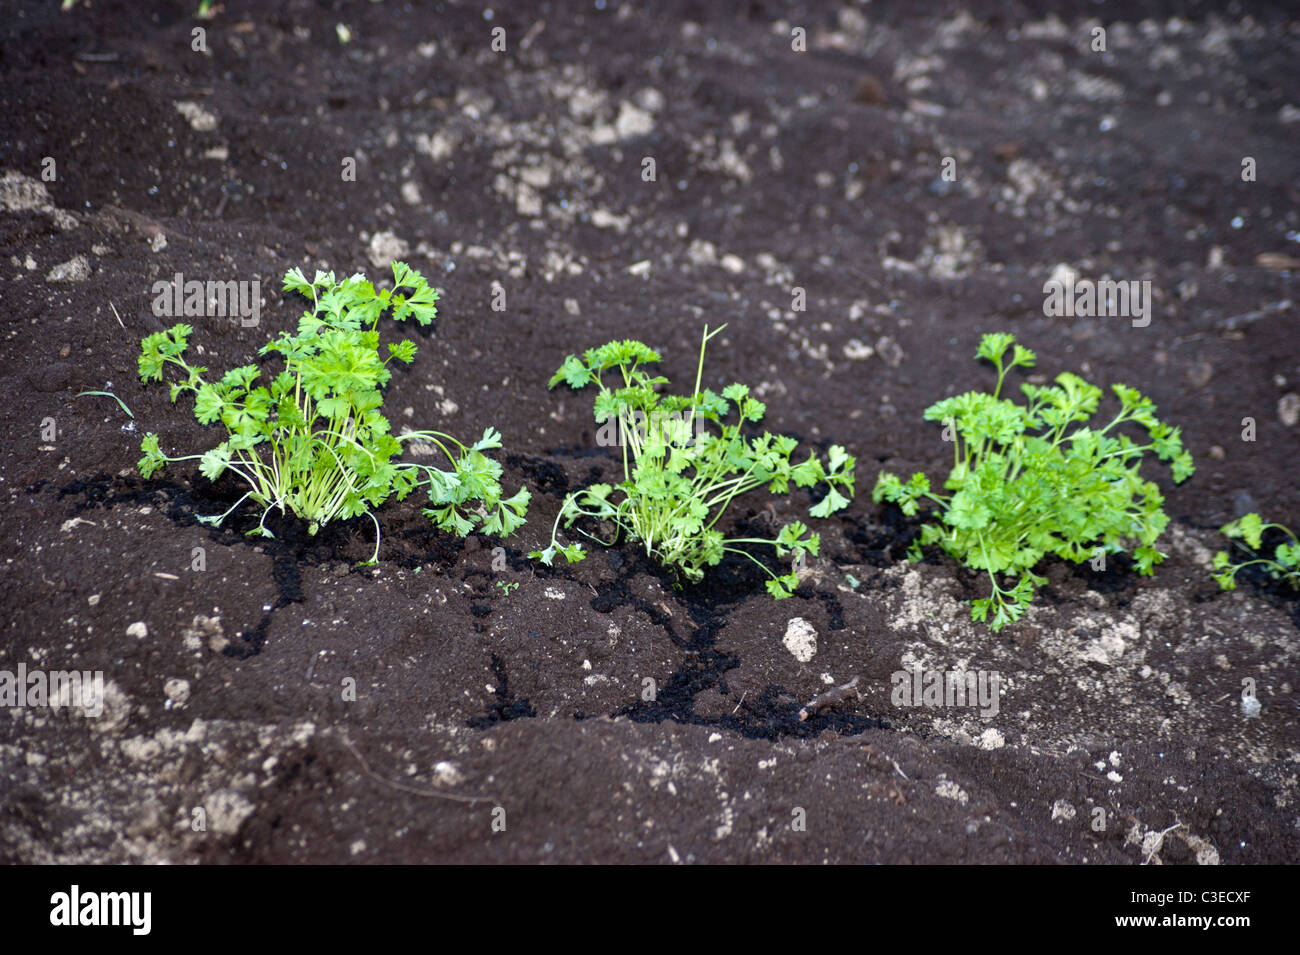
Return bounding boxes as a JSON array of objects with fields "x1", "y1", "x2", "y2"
[
  {"x1": 134, "y1": 263, "x2": 527, "y2": 561},
  {"x1": 875, "y1": 332, "x2": 1194, "y2": 632},
  {"x1": 532, "y1": 325, "x2": 855, "y2": 597},
  {"x1": 1213, "y1": 512, "x2": 1300, "y2": 592}
]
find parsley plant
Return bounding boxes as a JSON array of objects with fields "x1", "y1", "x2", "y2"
[
  {"x1": 137, "y1": 262, "x2": 529, "y2": 562},
  {"x1": 1212, "y1": 513, "x2": 1300, "y2": 591},
  {"x1": 530, "y1": 325, "x2": 856, "y2": 598},
  {"x1": 874, "y1": 332, "x2": 1194, "y2": 631}
]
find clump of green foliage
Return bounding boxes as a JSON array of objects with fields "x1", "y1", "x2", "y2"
[
  {"x1": 531, "y1": 325, "x2": 856, "y2": 597},
  {"x1": 137, "y1": 262, "x2": 529, "y2": 562},
  {"x1": 874, "y1": 332, "x2": 1194, "y2": 631},
  {"x1": 1212, "y1": 513, "x2": 1300, "y2": 591}
]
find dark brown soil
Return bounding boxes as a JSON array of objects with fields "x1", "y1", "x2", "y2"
[{"x1": 1, "y1": 0, "x2": 1298, "y2": 864}]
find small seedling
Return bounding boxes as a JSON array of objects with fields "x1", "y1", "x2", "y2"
[
  {"x1": 76, "y1": 390, "x2": 134, "y2": 419},
  {"x1": 874, "y1": 332, "x2": 1194, "y2": 631},
  {"x1": 136, "y1": 262, "x2": 529, "y2": 562},
  {"x1": 1213, "y1": 513, "x2": 1300, "y2": 591},
  {"x1": 531, "y1": 325, "x2": 856, "y2": 598},
  {"x1": 495, "y1": 580, "x2": 519, "y2": 597}
]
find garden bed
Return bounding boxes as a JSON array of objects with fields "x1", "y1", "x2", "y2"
[{"x1": 1, "y1": 0, "x2": 1297, "y2": 863}]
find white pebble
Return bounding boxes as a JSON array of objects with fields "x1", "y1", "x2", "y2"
[{"x1": 782, "y1": 617, "x2": 817, "y2": 662}]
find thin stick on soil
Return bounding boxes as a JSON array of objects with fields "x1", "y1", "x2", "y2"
[
  {"x1": 797, "y1": 676, "x2": 861, "y2": 722},
  {"x1": 1214, "y1": 298, "x2": 1291, "y2": 331},
  {"x1": 340, "y1": 731, "x2": 496, "y2": 805}
]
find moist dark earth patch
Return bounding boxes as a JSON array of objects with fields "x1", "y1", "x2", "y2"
[{"x1": 1, "y1": 1, "x2": 1298, "y2": 863}]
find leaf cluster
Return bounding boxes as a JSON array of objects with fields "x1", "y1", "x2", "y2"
[
  {"x1": 137, "y1": 262, "x2": 528, "y2": 561},
  {"x1": 531, "y1": 326, "x2": 855, "y2": 597},
  {"x1": 874, "y1": 332, "x2": 1193, "y2": 631},
  {"x1": 1212, "y1": 513, "x2": 1300, "y2": 591}
]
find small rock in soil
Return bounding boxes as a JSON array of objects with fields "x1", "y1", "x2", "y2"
[
  {"x1": 182, "y1": 614, "x2": 225, "y2": 653},
  {"x1": 164, "y1": 678, "x2": 191, "y2": 706},
  {"x1": 1278, "y1": 392, "x2": 1300, "y2": 426},
  {"x1": 46, "y1": 255, "x2": 90, "y2": 282},
  {"x1": 432, "y1": 761, "x2": 464, "y2": 786},
  {"x1": 367, "y1": 231, "x2": 410, "y2": 268},
  {"x1": 204, "y1": 789, "x2": 255, "y2": 836},
  {"x1": 782, "y1": 617, "x2": 818, "y2": 662},
  {"x1": 615, "y1": 101, "x2": 654, "y2": 139}
]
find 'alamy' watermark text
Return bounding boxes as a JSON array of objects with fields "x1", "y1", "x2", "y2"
[
  {"x1": 891, "y1": 668, "x2": 1001, "y2": 719},
  {"x1": 1043, "y1": 271, "x2": 1151, "y2": 328},
  {"x1": 152, "y1": 272, "x2": 261, "y2": 327},
  {"x1": 0, "y1": 664, "x2": 103, "y2": 717},
  {"x1": 596, "y1": 406, "x2": 709, "y2": 449},
  {"x1": 50, "y1": 885, "x2": 150, "y2": 935}
]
